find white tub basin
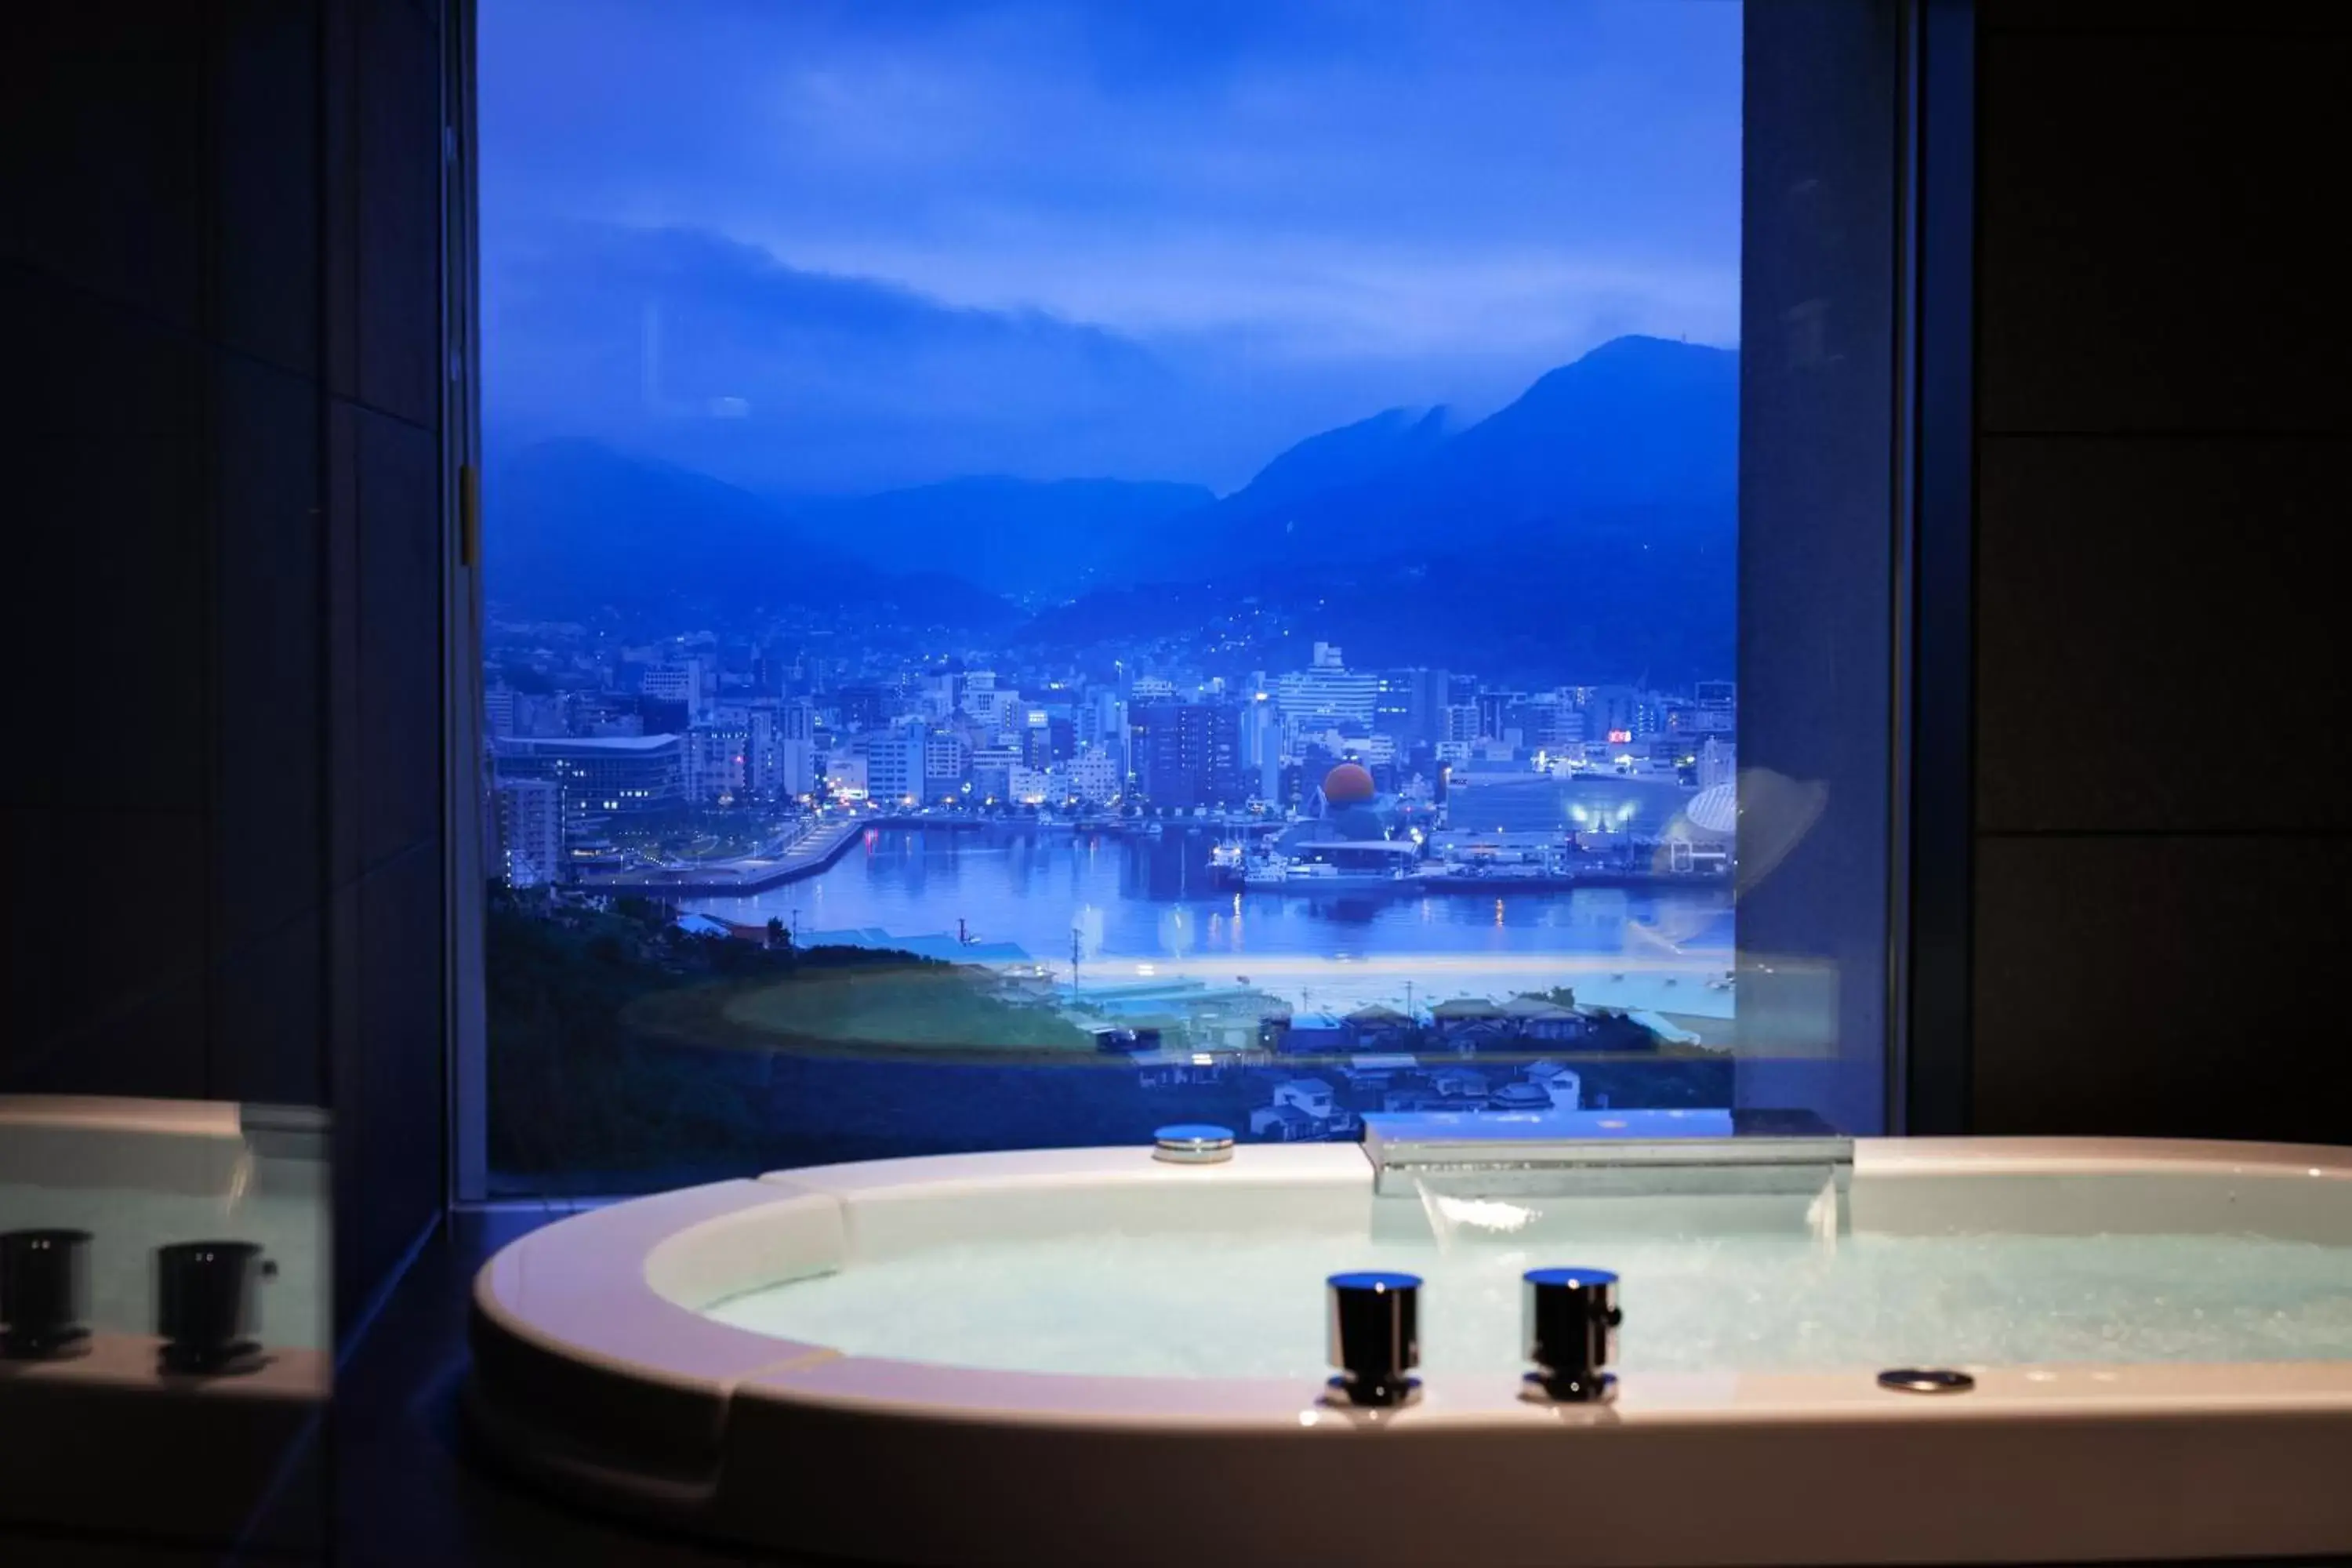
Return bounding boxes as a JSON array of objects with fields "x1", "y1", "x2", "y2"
[{"x1": 470, "y1": 1138, "x2": 2352, "y2": 1566}]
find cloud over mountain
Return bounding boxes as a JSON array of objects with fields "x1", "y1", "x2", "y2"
[{"x1": 487, "y1": 224, "x2": 1195, "y2": 495}]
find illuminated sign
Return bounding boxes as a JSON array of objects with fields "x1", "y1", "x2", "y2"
[{"x1": 1607, "y1": 728, "x2": 1634, "y2": 744}]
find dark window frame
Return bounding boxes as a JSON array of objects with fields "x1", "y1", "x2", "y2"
[{"x1": 440, "y1": 0, "x2": 1979, "y2": 1202}]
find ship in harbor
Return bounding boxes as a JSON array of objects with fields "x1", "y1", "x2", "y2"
[
  {"x1": 1233, "y1": 760, "x2": 1430, "y2": 891},
  {"x1": 1240, "y1": 838, "x2": 1425, "y2": 893},
  {"x1": 1207, "y1": 755, "x2": 1741, "y2": 895}
]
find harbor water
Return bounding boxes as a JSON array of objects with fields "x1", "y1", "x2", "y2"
[{"x1": 682, "y1": 825, "x2": 1735, "y2": 1020}]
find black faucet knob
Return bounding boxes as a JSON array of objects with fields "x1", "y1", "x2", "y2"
[
  {"x1": 1523, "y1": 1266, "x2": 1619, "y2": 1403},
  {"x1": 157, "y1": 1241, "x2": 267, "y2": 1374},
  {"x1": 2, "y1": 1229, "x2": 93, "y2": 1359},
  {"x1": 1327, "y1": 1270, "x2": 1421, "y2": 1407}
]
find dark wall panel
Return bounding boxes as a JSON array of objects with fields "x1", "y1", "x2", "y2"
[
  {"x1": 1970, "y1": 1, "x2": 2350, "y2": 1142},
  {"x1": 212, "y1": 911, "x2": 326, "y2": 1107},
  {"x1": 2, "y1": 7, "x2": 208, "y2": 330},
  {"x1": 355, "y1": 0, "x2": 445, "y2": 431},
  {"x1": 1977, "y1": 27, "x2": 2350, "y2": 435},
  {"x1": 356, "y1": 408, "x2": 445, "y2": 872},
  {"x1": 6, "y1": 267, "x2": 207, "y2": 445},
  {"x1": 2, "y1": 0, "x2": 452, "y2": 1340},
  {"x1": 1976, "y1": 435, "x2": 2349, "y2": 835},
  {"x1": 60, "y1": 435, "x2": 213, "y2": 815},
  {"x1": 339, "y1": 840, "x2": 445, "y2": 1319},
  {"x1": 212, "y1": 354, "x2": 325, "y2": 949},
  {"x1": 209, "y1": 0, "x2": 324, "y2": 379},
  {"x1": 1976, "y1": 836, "x2": 2352, "y2": 1143},
  {"x1": 1984, "y1": 1, "x2": 2351, "y2": 28},
  {"x1": 1, "y1": 806, "x2": 211, "y2": 1098}
]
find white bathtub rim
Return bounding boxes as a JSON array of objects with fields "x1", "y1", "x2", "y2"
[
  {"x1": 473, "y1": 1136, "x2": 2352, "y2": 1439},
  {"x1": 753, "y1": 1138, "x2": 1375, "y2": 1199},
  {"x1": 735, "y1": 1352, "x2": 2352, "y2": 1431},
  {"x1": 473, "y1": 1178, "x2": 845, "y2": 1400},
  {"x1": 1858, "y1": 1134, "x2": 2352, "y2": 1182}
]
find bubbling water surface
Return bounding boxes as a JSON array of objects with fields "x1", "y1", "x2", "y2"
[{"x1": 705, "y1": 1223, "x2": 2352, "y2": 1377}]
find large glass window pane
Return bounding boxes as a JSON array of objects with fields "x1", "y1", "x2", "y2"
[{"x1": 474, "y1": 1, "x2": 1889, "y2": 1194}]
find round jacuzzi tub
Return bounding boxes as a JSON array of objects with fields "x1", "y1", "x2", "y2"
[{"x1": 470, "y1": 1138, "x2": 2352, "y2": 1566}]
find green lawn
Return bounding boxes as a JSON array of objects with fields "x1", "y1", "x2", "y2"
[{"x1": 622, "y1": 960, "x2": 1099, "y2": 1060}]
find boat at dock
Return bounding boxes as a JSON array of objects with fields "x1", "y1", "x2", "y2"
[{"x1": 1242, "y1": 839, "x2": 1425, "y2": 893}]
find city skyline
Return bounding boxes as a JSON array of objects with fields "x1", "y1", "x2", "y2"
[
  {"x1": 475, "y1": 0, "x2": 1745, "y2": 1171},
  {"x1": 485, "y1": 623, "x2": 1735, "y2": 827}
]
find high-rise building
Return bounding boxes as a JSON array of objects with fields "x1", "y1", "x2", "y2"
[
  {"x1": 483, "y1": 685, "x2": 517, "y2": 737},
  {"x1": 494, "y1": 779, "x2": 564, "y2": 888},
  {"x1": 865, "y1": 722, "x2": 927, "y2": 807},
  {"x1": 957, "y1": 671, "x2": 1000, "y2": 720},
  {"x1": 825, "y1": 750, "x2": 869, "y2": 800},
  {"x1": 924, "y1": 732, "x2": 971, "y2": 800},
  {"x1": 833, "y1": 684, "x2": 890, "y2": 732},
  {"x1": 1374, "y1": 672, "x2": 1414, "y2": 739},
  {"x1": 492, "y1": 734, "x2": 684, "y2": 826},
  {"x1": 1375, "y1": 666, "x2": 1450, "y2": 745},
  {"x1": 1207, "y1": 703, "x2": 1242, "y2": 804},
  {"x1": 1584, "y1": 684, "x2": 1663, "y2": 745},
  {"x1": 1475, "y1": 690, "x2": 1519, "y2": 742},
  {"x1": 969, "y1": 744, "x2": 1020, "y2": 802},
  {"x1": 750, "y1": 699, "x2": 816, "y2": 801},
  {"x1": 1015, "y1": 711, "x2": 1074, "y2": 768},
  {"x1": 1080, "y1": 691, "x2": 1128, "y2": 773},
  {"x1": 1509, "y1": 693, "x2": 1585, "y2": 750},
  {"x1": 1130, "y1": 702, "x2": 1188, "y2": 805},
  {"x1": 1131, "y1": 701, "x2": 1243, "y2": 808},
  {"x1": 1276, "y1": 660, "x2": 1377, "y2": 728},
  {"x1": 1239, "y1": 692, "x2": 1283, "y2": 803},
  {"x1": 974, "y1": 689, "x2": 1023, "y2": 742},
  {"x1": 640, "y1": 659, "x2": 706, "y2": 720},
  {"x1": 1673, "y1": 680, "x2": 1737, "y2": 735},
  {"x1": 683, "y1": 717, "x2": 749, "y2": 803},
  {"x1": 1068, "y1": 745, "x2": 1120, "y2": 804}
]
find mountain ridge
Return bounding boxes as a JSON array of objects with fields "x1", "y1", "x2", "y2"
[
  {"x1": 484, "y1": 438, "x2": 1018, "y2": 628},
  {"x1": 1011, "y1": 336, "x2": 1739, "y2": 681},
  {"x1": 1181, "y1": 334, "x2": 1736, "y2": 565},
  {"x1": 485, "y1": 335, "x2": 1738, "y2": 680}
]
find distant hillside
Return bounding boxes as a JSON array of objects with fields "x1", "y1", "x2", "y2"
[
  {"x1": 484, "y1": 336, "x2": 1737, "y2": 679},
  {"x1": 790, "y1": 475, "x2": 1215, "y2": 601},
  {"x1": 1193, "y1": 406, "x2": 1453, "y2": 532},
  {"x1": 1182, "y1": 336, "x2": 1735, "y2": 564},
  {"x1": 1017, "y1": 336, "x2": 1738, "y2": 683},
  {"x1": 1013, "y1": 507, "x2": 1732, "y2": 686},
  {"x1": 485, "y1": 440, "x2": 1015, "y2": 628}
]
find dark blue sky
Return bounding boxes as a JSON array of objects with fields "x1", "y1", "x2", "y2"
[{"x1": 480, "y1": 0, "x2": 1740, "y2": 497}]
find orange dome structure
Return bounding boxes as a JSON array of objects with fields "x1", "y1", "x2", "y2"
[{"x1": 1323, "y1": 761, "x2": 1377, "y2": 805}]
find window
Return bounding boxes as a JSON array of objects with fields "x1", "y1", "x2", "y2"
[{"x1": 470, "y1": 0, "x2": 1893, "y2": 1196}]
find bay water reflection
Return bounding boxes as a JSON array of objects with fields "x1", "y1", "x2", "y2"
[{"x1": 684, "y1": 826, "x2": 1734, "y2": 1022}]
